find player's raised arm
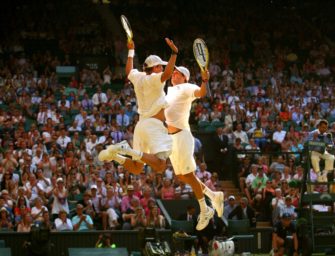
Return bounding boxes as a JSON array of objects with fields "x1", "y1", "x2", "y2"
[
  {"x1": 126, "y1": 40, "x2": 135, "y2": 76},
  {"x1": 195, "y1": 69, "x2": 210, "y2": 98},
  {"x1": 161, "y1": 38, "x2": 178, "y2": 83}
]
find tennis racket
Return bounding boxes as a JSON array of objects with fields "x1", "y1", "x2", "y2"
[
  {"x1": 193, "y1": 38, "x2": 211, "y2": 97},
  {"x1": 120, "y1": 15, "x2": 133, "y2": 42}
]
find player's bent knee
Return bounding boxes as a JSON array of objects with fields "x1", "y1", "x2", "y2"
[
  {"x1": 181, "y1": 172, "x2": 194, "y2": 181},
  {"x1": 155, "y1": 160, "x2": 167, "y2": 173},
  {"x1": 176, "y1": 174, "x2": 186, "y2": 181},
  {"x1": 154, "y1": 151, "x2": 171, "y2": 172}
]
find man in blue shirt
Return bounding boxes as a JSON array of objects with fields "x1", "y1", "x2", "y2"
[{"x1": 72, "y1": 204, "x2": 94, "y2": 231}]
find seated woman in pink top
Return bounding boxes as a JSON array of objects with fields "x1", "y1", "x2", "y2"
[{"x1": 160, "y1": 178, "x2": 175, "y2": 200}]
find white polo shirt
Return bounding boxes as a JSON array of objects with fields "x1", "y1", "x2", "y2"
[
  {"x1": 273, "y1": 130, "x2": 286, "y2": 143},
  {"x1": 165, "y1": 83, "x2": 199, "y2": 130},
  {"x1": 128, "y1": 69, "x2": 168, "y2": 119}
]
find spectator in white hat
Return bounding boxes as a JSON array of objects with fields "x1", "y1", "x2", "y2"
[
  {"x1": 51, "y1": 177, "x2": 69, "y2": 220},
  {"x1": 224, "y1": 195, "x2": 237, "y2": 220},
  {"x1": 121, "y1": 184, "x2": 139, "y2": 213}
]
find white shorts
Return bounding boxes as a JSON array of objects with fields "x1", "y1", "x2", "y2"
[
  {"x1": 133, "y1": 118, "x2": 172, "y2": 156},
  {"x1": 169, "y1": 130, "x2": 196, "y2": 175}
]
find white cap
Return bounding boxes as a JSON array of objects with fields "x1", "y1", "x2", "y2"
[
  {"x1": 91, "y1": 184, "x2": 98, "y2": 190},
  {"x1": 56, "y1": 177, "x2": 64, "y2": 183},
  {"x1": 0, "y1": 207, "x2": 8, "y2": 213},
  {"x1": 228, "y1": 195, "x2": 235, "y2": 200},
  {"x1": 175, "y1": 66, "x2": 190, "y2": 82},
  {"x1": 255, "y1": 193, "x2": 262, "y2": 200},
  {"x1": 144, "y1": 55, "x2": 167, "y2": 68}
]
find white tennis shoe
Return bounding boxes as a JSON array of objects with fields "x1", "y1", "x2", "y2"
[
  {"x1": 212, "y1": 191, "x2": 224, "y2": 218},
  {"x1": 196, "y1": 207, "x2": 214, "y2": 231},
  {"x1": 98, "y1": 149, "x2": 119, "y2": 162},
  {"x1": 106, "y1": 140, "x2": 132, "y2": 155}
]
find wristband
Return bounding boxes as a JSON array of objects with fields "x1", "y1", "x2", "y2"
[
  {"x1": 202, "y1": 79, "x2": 208, "y2": 83},
  {"x1": 128, "y1": 49, "x2": 135, "y2": 58}
]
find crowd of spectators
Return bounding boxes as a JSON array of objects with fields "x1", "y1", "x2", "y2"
[{"x1": 0, "y1": 0, "x2": 334, "y2": 243}]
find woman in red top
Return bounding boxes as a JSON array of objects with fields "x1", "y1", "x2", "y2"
[
  {"x1": 279, "y1": 104, "x2": 291, "y2": 122},
  {"x1": 14, "y1": 196, "x2": 31, "y2": 224},
  {"x1": 212, "y1": 98, "x2": 223, "y2": 112}
]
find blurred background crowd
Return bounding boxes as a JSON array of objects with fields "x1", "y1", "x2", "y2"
[{"x1": 0, "y1": 1, "x2": 334, "y2": 250}]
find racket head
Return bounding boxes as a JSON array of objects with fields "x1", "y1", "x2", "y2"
[
  {"x1": 193, "y1": 38, "x2": 209, "y2": 71},
  {"x1": 120, "y1": 15, "x2": 133, "y2": 41}
]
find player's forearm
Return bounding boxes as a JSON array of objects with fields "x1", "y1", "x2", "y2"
[
  {"x1": 161, "y1": 54, "x2": 177, "y2": 82},
  {"x1": 196, "y1": 80, "x2": 207, "y2": 98},
  {"x1": 196, "y1": 69, "x2": 210, "y2": 97},
  {"x1": 126, "y1": 53, "x2": 134, "y2": 76}
]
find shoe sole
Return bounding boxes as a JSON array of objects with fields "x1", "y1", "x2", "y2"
[
  {"x1": 196, "y1": 208, "x2": 215, "y2": 231},
  {"x1": 214, "y1": 192, "x2": 224, "y2": 218}
]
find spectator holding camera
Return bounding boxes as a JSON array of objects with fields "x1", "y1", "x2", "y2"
[
  {"x1": 130, "y1": 206, "x2": 147, "y2": 230},
  {"x1": 31, "y1": 197, "x2": 48, "y2": 224},
  {"x1": 72, "y1": 203, "x2": 94, "y2": 231},
  {"x1": 54, "y1": 210, "x2": 73, "y2": 231}
]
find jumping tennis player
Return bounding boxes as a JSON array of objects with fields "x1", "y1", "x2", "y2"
[
  {"x1": 165, "y1": 66, "x2": 224, "y2": 230},
  {"x1": 99, "y1": 38, "x2": 178, "y2": 174}
]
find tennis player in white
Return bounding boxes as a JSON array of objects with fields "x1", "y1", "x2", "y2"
[
  {"x1": 165, "y1": 66, "x2": 224, "y2": 230},
  {"x1": 99, "y1": 38, "x2": 178, "y2": 174}
]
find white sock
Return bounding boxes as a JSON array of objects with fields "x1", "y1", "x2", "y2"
[
  {"x1": 198, "y1": 197, "x2": 207, "y2": 213},
  {"x1": 129, "y1": 149, "x2": 143, "y2": 161},
  {"x1": 113, "y1": 154, "x2": 126, "y2": 164},
  {"x1": 203, "y1": 187, "x2": 216, "y2": 201}
]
